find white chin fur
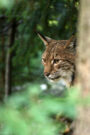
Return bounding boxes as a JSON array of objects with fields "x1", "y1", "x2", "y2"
[{"x1": 48, "y1": 78, "x2": 70, "y2": 88}]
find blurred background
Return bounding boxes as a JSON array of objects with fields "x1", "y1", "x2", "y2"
[{"x1": 0, "y1": 0, "x2": 79, "y2": 98}]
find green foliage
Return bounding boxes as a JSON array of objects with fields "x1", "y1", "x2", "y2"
[
  {"x1": 0, "y1": 85, "x2": 79, "y2": 135},
  {"x1": 0, "y1": 0, "x2": 14, "y2": 8}
]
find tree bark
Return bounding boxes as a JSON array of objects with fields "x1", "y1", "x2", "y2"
[
  {"x1": 73, "y1": 0, "x2": 90, "y2": 134},
  {"x1": 0, "y1": 34, "x2": 5, "y2": 100},
  {"x1": 1, "y1": 35, "x2": 5, "y2": 88}
]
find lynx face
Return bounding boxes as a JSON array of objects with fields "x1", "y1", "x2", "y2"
[{"x1": 38, "y1": 33, "x2": 76, "y2": 87}]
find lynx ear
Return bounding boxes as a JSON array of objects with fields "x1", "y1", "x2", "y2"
[
  {"x1": 37, "y1": 32, "x2": 52, "y2": 45},
  {"x1": 64, "y1": 35, "x2": 76, "y2": 49}
]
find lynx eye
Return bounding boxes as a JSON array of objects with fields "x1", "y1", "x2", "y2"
[{"x1": 53, "y1": 59, "x2": 60, "y2": 64}]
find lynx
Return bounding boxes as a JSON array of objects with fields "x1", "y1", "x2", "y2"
[
  {"x1": 38, "y1": 32, "x2": 76, "y2": 134},
  {"x1": 38, "y1": 32, "x2": 76, "y2": 88}
]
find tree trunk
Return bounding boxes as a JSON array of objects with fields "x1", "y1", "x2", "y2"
[
  {"x1": 1, "y1": 35, "x2": 5, "y2": 88},
  {"x1": 0, "y1": 34, "x2": 5, "y2": 100},
  {"x1": 5, "y1": 18, "x2": 17, "y2": 98},
  {"x1": 73, "y1": 0, "x2": 90, "y2": 134}
]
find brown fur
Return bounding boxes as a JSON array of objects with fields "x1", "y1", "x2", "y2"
[{"x1": 38, "y1": 33, "x2": 76, "y2": 87}]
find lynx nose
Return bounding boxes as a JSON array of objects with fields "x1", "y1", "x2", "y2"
[{"x1": 44, "y1": 72, "x2": 50, "y2": 77}]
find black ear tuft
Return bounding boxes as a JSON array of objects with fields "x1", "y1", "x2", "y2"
[
  {"x1": 37, "y1": 31, "x2": 52, "y2": 46},
  {"x1": 65, "y1": 35, "x2": 77, "y2": 50},
  {"x1": 36, "y1": 31, "x2": 47, "y2": 41}
]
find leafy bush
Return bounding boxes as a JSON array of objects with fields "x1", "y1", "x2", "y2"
[{"x1": 0, "y1": 84, "x2": 79, "y2": 135}]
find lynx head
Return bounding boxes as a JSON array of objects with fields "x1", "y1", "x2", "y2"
[{"x1": 38, "y1": 32, "x2": 76, "y2": 87}]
